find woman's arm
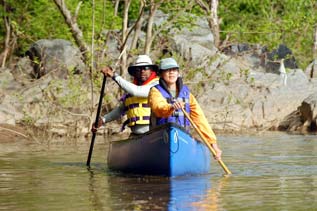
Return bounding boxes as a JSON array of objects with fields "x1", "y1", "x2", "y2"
[
  {"x1": 148, "y1": 87, "x2": 174, "y2": 117},
  {"x1": 189, "y1": 94, "x2": 222, "y2": 160},
  {"x1": 189, "y1": 93, "x2": 217, "y2": 144}
]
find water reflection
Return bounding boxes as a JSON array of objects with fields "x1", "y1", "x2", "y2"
[
  {"x1": 87, "y1": 166, "x2": 227, "y2": 211},
  {"x1": 87, "y1": 168, "x2": 105, "y2": 210},
  {"x1": 168, "y1": 176, "x2": 227, "y2": 211}
]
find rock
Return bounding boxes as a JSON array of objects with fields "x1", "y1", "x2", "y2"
[
  {"x1": 1, "y1": 13, "x2": 317, "y2": 135},
  {"x1": 26, "y1": 39, "x2": 86, "y2": 79},
  {"x1": 265, "y1": 44, "x2": 298, "y2": 73},
  {"x1": 193, "y1": 53, "x2": 316, "y2": 133},
  {"x1": 304, "y1": 59, "x2": 317, "y2": 79},
  {"x1": 10, "y1": 57, "x2": 34, "y2": 84},
  {"x1": 277, "y1": 93, "x2": 317, "y2": 133},
  {"x1": 154, "y1": 11, "x2": 217, "y2": 65},
  {"x1": 277, "y1": 110, "x2": 302, "y2": 131},
  {"x1": 0, "y1": 68, "x2": 22, "y2": 91},
  {"x1": 0, "y1": 104, "x2": 23, "y2": 125},
  {"x1": 298, "y1": 93, "x2": 317, "y2": 132}
]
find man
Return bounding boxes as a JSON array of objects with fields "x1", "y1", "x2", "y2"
[
  {"x1": 94, "y1": 55, "x2": 159, "y2": 135},
  {"x1": 148, "y1": 57, "x2": 222, "y2": 160}
]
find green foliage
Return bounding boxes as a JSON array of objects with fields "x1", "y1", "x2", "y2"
[
  {"x1": 1, "y1": 0, "x2": 316, "y2": 70},
  {"x1": 64, "y1": 0, "x2": 121, "y2": 39},
  {"x1": 160, "y1": 0, "x2": 198, "y2": 32},
  {"x1": 0, "y1": 0, "x2": 120, "y2": 55},
  {"x1": 219, "y1": 0, "x2": 317, "y2": 69},
  {"x1": 21, "y1": 112, "x2": 35, "y2": 125},
  {"x1": 116, "y1": 0, "x2": 140, "y2": 21},
  {"x1": 0, "y1": 0, "x2": 72, "y2": 54},
  {"x1": 221, "y1": 71, "x2": 233, "y2": 85}
]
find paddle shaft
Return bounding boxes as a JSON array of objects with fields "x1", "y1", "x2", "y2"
[
  {"x1": 86, "y1": 75, "x2": 107, "y2": 166},
  {"x1": 180, "y1": 107, "x2": 232, "y2": 175}
]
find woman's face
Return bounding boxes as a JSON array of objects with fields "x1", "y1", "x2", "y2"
[{"x1": 161, "y1": 68, "x2": 179, "y2": 85}]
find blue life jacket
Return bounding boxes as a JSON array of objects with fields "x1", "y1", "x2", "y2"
[{"x1": 152, "y1": 78, "x2": 191, "y2": 130}]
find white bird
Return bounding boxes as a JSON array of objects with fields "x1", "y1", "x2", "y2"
[{"x1": 279, "y1": 59, "x2": 287, "y2": 86}]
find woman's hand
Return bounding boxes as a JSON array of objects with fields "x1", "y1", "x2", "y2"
[
  {"x1": 172, "y1": 101, "x2": 184, "y2": 110},
  {"x1": 211, "y1": 143, "x2": 222, "y2": 161}
]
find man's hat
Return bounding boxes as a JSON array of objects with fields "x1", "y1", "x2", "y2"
[{"x1": 128, "y1": 55, "x2": 158, "y2": 76}]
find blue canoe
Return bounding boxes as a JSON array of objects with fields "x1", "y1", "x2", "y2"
[{"x1": 107, "y1": 123, "x2": 211, "y2": 177}]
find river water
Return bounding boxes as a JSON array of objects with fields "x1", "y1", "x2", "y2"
[{"x1": 0, "y1": 132, "x2": 316, "y2": 211}]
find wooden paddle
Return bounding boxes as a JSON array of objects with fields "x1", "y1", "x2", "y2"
[
  {"x1": 86, "y1": 75, "x2": 107, "y2": 166},
  {"x1": 180, "y1": 107, "x2": 232, "y2": 175}
]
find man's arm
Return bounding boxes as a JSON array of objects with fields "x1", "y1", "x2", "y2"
[
  {"x1": 101, "y1": 66, "x2": 158, "y2": 97},
  {"x1": 102, "y1": 103, "x2": 125, "y2": 123},
  {"x1": 113, "y1": 74, "x2": 158, "y2": 97}
]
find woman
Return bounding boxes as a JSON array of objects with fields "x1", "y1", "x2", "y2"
[{"x1": 148, "y1": 57, "x2": 222, "y2": 160}]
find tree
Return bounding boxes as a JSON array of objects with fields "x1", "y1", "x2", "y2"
[
  {"x1": 53, "y1": 0, "x2": 90, "y2": 63},
  {"x1": 195, "y1": 0, "x2": 220, "y2": 48},
  {"x1": 108, "y1": 0, "x2": 197, "y2": 73},
  {"x1": 0, "y1": 0, "x2": 16, "y2": 67},
  {"x1": 218, "y1": 0, "x2": 317, "y2": 69}
]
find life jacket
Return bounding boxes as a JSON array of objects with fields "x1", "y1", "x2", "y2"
[
  {"x1": 122, "y1": 76, "x2": 159, "y2": 129},
  {"x1": 151, "y1": 78, "x2": 191, "y2": 130}
]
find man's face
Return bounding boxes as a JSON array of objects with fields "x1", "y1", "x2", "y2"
[{"x1": 134, "y1": 66, "x2": 152, "y2": 83}]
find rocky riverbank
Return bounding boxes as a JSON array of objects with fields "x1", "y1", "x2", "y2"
[{"x1": 1, "y1": 14, "x2": 316, "y2": 138}]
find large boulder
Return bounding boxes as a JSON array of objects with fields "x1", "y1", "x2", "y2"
[
  {"x1": 192, "y1": 52, "x2": 316, "y2": 132},
  {"x1": 26, "y1": 39, "x2": 86, "y2": 79},
  {"x1": 278, "y1": 93, "x2": 317, "y2": 133},
  {"x1": 152, "y1": 11, "x2": 217, "y2": 65}
]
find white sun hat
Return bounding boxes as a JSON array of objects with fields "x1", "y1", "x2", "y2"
[{"x1": 128, "y1": 55, "x2": 158, "y2": 75}]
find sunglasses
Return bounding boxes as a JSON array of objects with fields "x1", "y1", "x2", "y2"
[
  {"x1": 162, "y1": 68, "x2": 179, "y2": 73},
  {"x1": 135, "y1": 66, "x2": 151, "y2": 72}
]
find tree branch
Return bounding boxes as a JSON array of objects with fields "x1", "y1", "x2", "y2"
[
  {"x1": 195, "y1": 0, "x2": 209, "y2": 12},
  {"x1": 74, "y1": 1, "x2": 83, "y2": 22},
  {"x1": 53, "y1": 0, "x2": 90, "y2": 64}
]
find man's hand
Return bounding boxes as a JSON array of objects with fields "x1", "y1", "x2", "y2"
[
  {"x1": 101, "y1": 66, "x2": 114, "y2": 77},
  {"x1": 91, "y1": 117, "x2": 104, "y2": 133}
]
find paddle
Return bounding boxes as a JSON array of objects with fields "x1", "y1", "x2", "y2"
[
  {"x1": 86, "y1": 75, "x2": 107, "y2": 166},
  {"x1": 86, "y1": 46, "x2": 127, "y2": 167},
  {"x1": 180, "y1": 107, "x2": 232, "y2": 175}
]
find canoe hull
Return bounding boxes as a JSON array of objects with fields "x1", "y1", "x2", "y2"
[{"x1": 107, "y1": 123, "x2": 211, "y2": 177}]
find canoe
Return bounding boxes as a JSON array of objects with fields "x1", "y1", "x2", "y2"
[{"x1": 107, "y1": 123, "x2": 211, "y2": 177}]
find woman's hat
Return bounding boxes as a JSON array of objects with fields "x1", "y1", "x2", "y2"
[
  {"x1": 128, "y1": 55, "x2": 158, "y2": 75},
  {"x1": 159, "y1": 58, "x2": 179, "y2": 72}
]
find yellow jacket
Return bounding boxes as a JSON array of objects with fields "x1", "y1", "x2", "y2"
[{"x1": 148, "y1": 87, "x2": 217, "y2": 144}]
